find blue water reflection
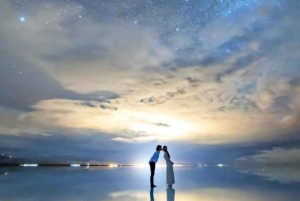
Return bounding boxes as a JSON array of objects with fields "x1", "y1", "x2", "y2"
[
  {"x1": 1, "y1": 166, "x2": 300, "y2": 200},
  {"x1": 166, "y1": 187, "x2": 175, "y2": 201}
]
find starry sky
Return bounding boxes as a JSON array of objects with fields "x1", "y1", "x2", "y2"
[{"x1": 1, "y1": 0, "x2": 300, "y2": 164}]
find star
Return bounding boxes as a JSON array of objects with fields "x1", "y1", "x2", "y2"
[{"x1": 20, "y1": 17, "x2": 25, "y2": 22}]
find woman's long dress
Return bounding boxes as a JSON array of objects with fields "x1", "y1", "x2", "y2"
[{"x1": 164, "y1": 152, "x2": 175, "y2": 186}]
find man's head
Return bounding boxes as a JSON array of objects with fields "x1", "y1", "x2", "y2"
[{"x1": 156, "y1": 145, "x2": 162, "y2": 151}]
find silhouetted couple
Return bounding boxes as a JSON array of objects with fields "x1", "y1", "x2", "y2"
[{"x1": 149, "y1": 145, "x2": 175, "y2": 187}]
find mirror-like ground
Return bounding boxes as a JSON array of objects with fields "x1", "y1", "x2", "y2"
[{"x1": 1, "y1": 166, "x2": 300, "y2": 201}]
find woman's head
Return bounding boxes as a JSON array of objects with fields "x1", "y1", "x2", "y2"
[{"x1": 163, "y1": 145, "x2": 170, "y2": 158}]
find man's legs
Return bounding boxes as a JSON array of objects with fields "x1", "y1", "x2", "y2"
[{"x1": 149, "y1": 161, "x2": 156, "y2": 186}]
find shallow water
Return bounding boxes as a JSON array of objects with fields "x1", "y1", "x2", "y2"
[{"x1": 1, "y1": 166, "x2": 300, "y2": 201}]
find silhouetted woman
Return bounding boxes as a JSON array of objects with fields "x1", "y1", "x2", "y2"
[{"x1": 163, "y1": 146, "x2": 175, "y2": 187}]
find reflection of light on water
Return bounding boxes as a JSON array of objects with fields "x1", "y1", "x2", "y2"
[
  {"x1": 109, "y1": 187, "x2": 291, "y2": 201},
  {"x1": 20, "y1": 164, "x2": 38, "y2": 167},
  {"x1": 133, "y1": 164, "x2": 196, "y2": 167}
]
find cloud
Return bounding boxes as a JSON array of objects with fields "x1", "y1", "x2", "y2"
[
  {"x1": 1, "y1": 0, "x2": 300, "y2": 146},
  {"x1": 236, "y1": 148, "x2": 300, "y2": 165},
  {"x1": 0, "y1": 1, "x2": 118, "y2": 111}
]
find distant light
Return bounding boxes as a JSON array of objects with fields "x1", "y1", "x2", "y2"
[
  {"x1": 5, "y1": 172, "x2": 8, "y2": 175},
  {"x1": 137, "y1": 164, "x2": 192, "y2": 167},
  {"x1": 20, "y1": 164, "x2": 38, "y2": 167},
  {"x1": 173, "y1": 164, "x2": 184, "y2": 167},
  {"x1": 134, "y1": 164, "x2": 147, "y2": 167},
  {"x1": 20, "y1": 17, "x2": 25, "y2": 22},
  {"x1": 71, "y1": 164, "x2": 80, "y2": 167},
  {"x1": 9, "y1": 156, "x2": 12, "y2": 158},
  {"x1": 109, "y1": 164, "x2": 118, "y2": 167},
  {"x1": 217, "y1": 164, "x2": 224, "y2": 167}
]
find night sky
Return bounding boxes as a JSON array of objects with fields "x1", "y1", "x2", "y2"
[{"x1": 1, "y1": 0, "x2": 300, "y2": 164}]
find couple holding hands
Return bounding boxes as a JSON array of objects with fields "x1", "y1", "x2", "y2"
[{"x1": 149, "y1": 145, "x2": 175, "y2": 188}]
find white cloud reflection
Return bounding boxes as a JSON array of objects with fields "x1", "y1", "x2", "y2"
[
  {"x1": 107, "y1": 188, "x2": 296, "y2": 201},
  {"x1": 236, "y1": 148, "x2": 300, "y2": 183}
]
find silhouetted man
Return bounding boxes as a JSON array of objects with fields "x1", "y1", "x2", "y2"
[{"x1": 149, "y1": 145, "x2": 162, "y2": 187}]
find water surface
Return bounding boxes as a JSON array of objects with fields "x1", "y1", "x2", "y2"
[{"x1": 1, "y1": 166, "x2": 300, "y2": 200}]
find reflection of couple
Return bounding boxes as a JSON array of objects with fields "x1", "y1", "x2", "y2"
[
  {"x1": 149, "y1": 145, "x2": 175, "y2": 187},
  {"x1": 150, "y1": 186, "x2": 175, "y2": 201}
]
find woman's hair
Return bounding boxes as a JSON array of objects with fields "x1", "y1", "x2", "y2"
[{"x1": 163, "y1": 146, "x2": 170, "y2": 158}]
